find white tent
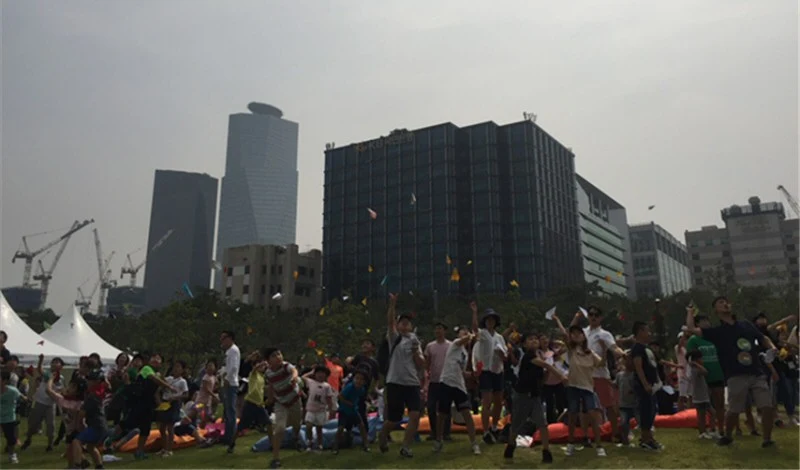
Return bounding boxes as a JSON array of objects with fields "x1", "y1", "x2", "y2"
[
  {"x1": 0, "y1": 292, "x2": 80, "y2": 365},
  {"x1": 41, "y1": 305, "x2": 123, "y2": 364}
]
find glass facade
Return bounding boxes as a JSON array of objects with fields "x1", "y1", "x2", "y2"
[
  {"x1": 322, "y1": 121, "x2": 583, "y2": 301},
  {"x1": 629, "y1": 223, "x2": 691, "y2": 299}
]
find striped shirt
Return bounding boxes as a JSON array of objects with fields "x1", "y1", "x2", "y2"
[{"x1": 265, "y1": 362, "x2": 300, "y2": 407}]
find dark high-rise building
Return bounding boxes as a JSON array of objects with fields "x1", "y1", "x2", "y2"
[
  {"x1": 322, "y1": 120, "x2": 582, "y2": 301},
  {"x1": 143, "y1": 170, "x2": 218, "y2": 310}
]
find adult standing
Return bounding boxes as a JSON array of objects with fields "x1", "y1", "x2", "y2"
[
  {"x1": 424, "y1": 321, "x2": 452, "y2": 442},
  {"x1": 685, "y1": 297, "x2": 778, "y2": 448},
  {"x1": 220, "y1": 330, "x2": 240, "y2": 454},
  {"x1": 687, "y1": 315, "x2": 726, "y2": 437},
  {"x1": 378, "y1": 293, "x2": 425, "y2": 458},
  {"x1": 0, "y1": 331, "x2": 10, "y2": 365},
  {"x1": 571, "y1": 306, "x2": 626, "y2": 442}
]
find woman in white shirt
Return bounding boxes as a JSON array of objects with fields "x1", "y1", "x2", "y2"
[{"x1": 470, "y1": 301, "x2": 507, "y2": 445}]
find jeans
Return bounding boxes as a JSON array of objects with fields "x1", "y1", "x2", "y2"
[
  {"x1": 426, "y1": 382, "x2": 451, "y2": 438},
  {"x1": 223, "y1": 385, "x2": 238, "y2": 445},
  {"x1": 619, "y1": 407, "x2": 636, "y2": 441},
  {"x1": 238, "y1": 401, "x2": 269, "y2": 432},
  {"x1": 775, "y1": 374, "x2": 797, "y2": 416}
]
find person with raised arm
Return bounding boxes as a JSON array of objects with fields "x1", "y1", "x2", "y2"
[
  {"x1": 685, "y1": 296, "x2": 778, "y2": 448},
  {"x1": 470, "y1": 300, "x2": 507, "y2": 444}
]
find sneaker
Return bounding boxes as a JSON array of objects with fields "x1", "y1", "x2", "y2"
[
  {"x1": 564, "y1": 443, "x2": 575, "y2": 456},
  {"x1": 640, "y1": 440, "x2": 659, "y2": 451},
  {"x1": 482, "y1": 431, "x2": 495, "y2": 445},
  {"x1": 9, "y1": 453, "x2": 18, "y2": 464},
  {"x1": 227, "y1": 444, "x2": 235, "y2": 454},
  {"x1": 400, "y1": 447, "x2": 413, "y2": 458},
  {"x1": 596, "y1": 446, "x2": 607, "y2": 457},
  {"x1": 161, "y1": 451, "x2": 173, "y2": 458},
  {"x1": 698, "y1": 432, "x2": 714, "y2": 440},
  {"x1": 362, "y1": 446, "x2": 371, "y2": 453},
  {"x1": 791, "y1": 416, "x2": 800, "y2": 426},
  {"x1": 503, "y1": 443, "x2": 515, "y2": 459},
  {"x1": 709, "y1": 430, "x2": 722, "y2": 439},
  {"x1": 750, "y1": 430, "x2": 761, "y2": 437},
  {"x1": 542, "y1": 449, "x2": 553, "y2": 463},
  {"x1": 761, "y1": 440, "x2": 776, "y2": 449},
  {"x1": 717, "y1": 436, "x2": 734, "y2": 447},
  {"x1": 472, "y1": 442, "x2": 481, "y2": 455},
  {"x1": 432, "y1": 441, "x2": 443, "y2": 453},
  {"x1": 269, "y1": 459, "x2": 282, "y2": 469}
]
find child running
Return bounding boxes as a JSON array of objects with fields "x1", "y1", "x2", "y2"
[
  {"x1": 333, "y1": 370, "x2": 370, "y2": 454},
  {"x1": 264, "y1": 348, "x2": 303, "y2": 469},
  {"x1": 72, "y1": 370, "x2": 108, "y2": 469},
  {"x1": 238, "y1": 359, "x2": 270, "y2": 435},
  {"x1": 504, "y1": 332, "x2": 566, "y2": 463},
  {"x1": 552, "y1": 314, "x2": 607, "y2": 457},
  {"x1": 433, "y1": 326, "x2": 481, "y2": 455},
  {"x1": 303, "y1": 365, "x2": 335, "y2": 452},
  {"x1": 1, "y1": 370, "x2": 27, "y2": 464}
]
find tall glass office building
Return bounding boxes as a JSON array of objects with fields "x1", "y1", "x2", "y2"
[
  {"x1": 216, "y1": 103, "x2": 299, "y2": 277},
  {"x1": 629, "y1": 222, "x2": 692, "y2": 299},
  {"x1": 144, "y1": 170, "x2": 218, "y2": 310},
  {"x1": 322, "y1": 120, "x2": 582, "y2": 301}
]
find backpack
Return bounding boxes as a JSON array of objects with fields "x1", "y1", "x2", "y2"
[{"x1": 377, "y1": 334, "x2": 403, "y2": 377}]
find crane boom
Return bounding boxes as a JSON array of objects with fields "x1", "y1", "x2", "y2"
[
  {"x1": 12, "y1": 219, "x2": 94, "y2": 287},
  {"x1": 778, "y1": 185, "x2": 799, "y2": 217},
  {"x1": 120, "y1": 229, "x2": 174, "y2": 287},
  {"x1": 33, "y1": 221, "x2": 89, "y2": 310}
]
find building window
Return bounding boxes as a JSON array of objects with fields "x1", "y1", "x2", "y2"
[
  {"x1": 271, "y1": 265, "x2": 276, "y2": 274},
  {"x1": 694, "y1": 266, "x2": 702, "y2": 273},
  {"x1": 310, "y1": 268, "x2": 315, "y2": 278},
  {"x1": 704, "y1": 239, "x2": 713, "y2": 246},
  {"x1": 243, "y1": 285, "x2": 249, "y2": 294},
  {"x1": 225, "y1": 287, "x2": 232, "y2": 296},
  {"x1": 261, "y1": 265, "x2": 267, "y2": 275},
  {"x1": 244, "y1": 265, "x2": 250, "y2": 275},
  {"x1": 691, "y1": 253, "x2": 699, "y2": 261},
  {"x1": 278, "y1": 265, "x2": 283, "y2": 275},
  {"x1": 696, "y1": 278, "x2": 704, "y2": 285},
  {"x1": 227, "y1": 267, "x2": 233, "y2": 276},
  {"x1": 722, "y1": 250, "x2": 730, "y2": 257},
  {"x1": 298, "y1": 266, "x2": 308, "y2": 276},
  {"x1": 276, "y1": 285, "x2": 282, "y2": 293},
  {"x1": 790, "y1": 257, "x2": 798, "y2": 265},
  {"x1": 260, "y1": 284, "x2": 266, "y2": 294},
  {"x1": 788, "y1": 244, "x2": 796, "y2": 251}
]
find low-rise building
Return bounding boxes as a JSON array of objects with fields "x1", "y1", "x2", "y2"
[{"x1": 220, "y1": 244, "x2": 322, "y2": 313}]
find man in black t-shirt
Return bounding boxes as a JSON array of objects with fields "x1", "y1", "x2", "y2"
[
  {"x1": 631, "y1": 322, "x2": 660, "y2": 450},
  {"x1": 686, "y1": 296, "x2": 778, "y2": 448}
]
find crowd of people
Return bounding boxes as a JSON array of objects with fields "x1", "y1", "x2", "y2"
[{"x1": 0, "y1": 294, "x2": 798, "y2": 468}]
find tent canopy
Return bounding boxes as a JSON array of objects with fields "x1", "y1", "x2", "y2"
[
  {"x1": 41, "y1": 305, "x2": 123, "y2": 364},
  {"x1": 0, "y1": 292, "x2": 80, "y2": 365}
]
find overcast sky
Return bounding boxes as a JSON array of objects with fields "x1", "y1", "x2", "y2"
[{"x1": 1, "y1": 0, "x2": 797, "y2": 313}]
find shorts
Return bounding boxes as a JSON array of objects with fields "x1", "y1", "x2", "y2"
[
  {"x1": 511, "y1": 393, "x2": 546, "y2": 434},
  {"x1": 156, "y1": 401, "x2": 181, "y2": 425},
  {"x1": 305, "y1": 411, "x2": 329, "y2": 427},
  {"x1": 566, "y1": 387, "x2": 598, "y2": 414},
  {"x1": 338, "y1": 412, "x2": 364, "y2": 431},
  {"x1": 1, "y1": 422, "x2": 18, "y2": 446},
  {"x1": 637, "y1": 392, "x2": 656, "y2": 430},
  {"x1": 593, "y1": 378, "x2": 619, "y2": 409},
  {"x1": 273, "y1": 400, "x2": 303, "y2": 433},
  {"x1": 436, "y1": 384, "x2": 471, "y2": 414},
  {"x1": 707, "y1": 381, "x2": 725, "y2": 390},
  {"x1": 727, "y1": 375, "x2": 771, "y2": 414},
  {"x1": 174, "y1": 423, "x2": 196, "y2": 437},
  {"x1": 385, "y1": 383, "x2": 421, "y2": 423},
  {"x1": 76, "y1": 427, "x2": 107, "y2": 445},
  {"x1": 478, "y1": 372, "x2": 504, "y2": 393},
  {"x1": 695, "y1": 401, "x2": 711, "y2": 412},
  {"x1": 65, "y1": 430, "x2": 79, "y2": 444}
]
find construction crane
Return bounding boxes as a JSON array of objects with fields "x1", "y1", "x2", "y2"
[
  {"x1": 777, "y1": 185, "x2": 799, "y2": 218},
  {"x1": 12, "y1": 219, "x2": 94, "y2": 287},
  {"x1": 32, "y1": 221, "x2": 90, "y2": 310},
  {"x1": 75, "y1": 249, "x2": 114, "y2": 315},
  {"x1": 120, "y1": 229, "x2": 174, "y2": 287},
  {"x1": 92, "y1": 228, "x2": 117, "y2": 316}
]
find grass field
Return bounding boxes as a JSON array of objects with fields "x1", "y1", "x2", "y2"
[{"x1": 4, "y1": 422, "x2": 799, "y2": 469}]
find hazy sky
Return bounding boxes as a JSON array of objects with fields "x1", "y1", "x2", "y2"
[{"x1": 1, "y1": 0, "x2": 797, "y2": 313}]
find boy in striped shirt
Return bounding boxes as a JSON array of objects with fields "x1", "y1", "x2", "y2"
[{"x1": 264, "y1": 348, "x2": 303, "y2": 469}]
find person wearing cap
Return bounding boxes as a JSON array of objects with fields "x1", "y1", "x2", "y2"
[
  {"x1": 378, "y1": 293, "x2": 425, "y2": 458},
  {"x1": 424, "y1": 321, "x2": 452, "y2": 442},
  {"x1": 685, "y1": 296, "x2": 778, "y2": 448},
  {"x1": 470, "y1": 301, "x2": 507, "y2": 444}
]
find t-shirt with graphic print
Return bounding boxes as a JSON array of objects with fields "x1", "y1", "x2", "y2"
[
  {"x1": 304, "y1": 377, "x2": 334, "y2": 413},
  {"x1": 686, "y1": 335, "x2": 724, "y2": 384},
  {"x1": 631, "y1": 342, "x2": 659, "y2": 396},
  {"x1": 701, "y1": 320, "x2": 767, "y2": 379}
]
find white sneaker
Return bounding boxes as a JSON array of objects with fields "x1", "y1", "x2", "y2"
[
  {"x1": 472, "y1": 442, "x2": 481, "y2": 455},
  {"x1": 10, "y1": 453, "x2": 18, "y2": 464},
  {"x1": 708, "y1": 430, "x2": 722, "y2": 439},
  {"x1": 699, "y1": 432, "x2": 714, "y2": 440},
  {"x1": 596, "y1": 447, "x2": 607, "y2": 457},
  {"x1": 565, "y1": 444, "x2": 575, "y2": 456},
  {"x1": 791, "y1": 416, "x2": 800, "y2": 426}
]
